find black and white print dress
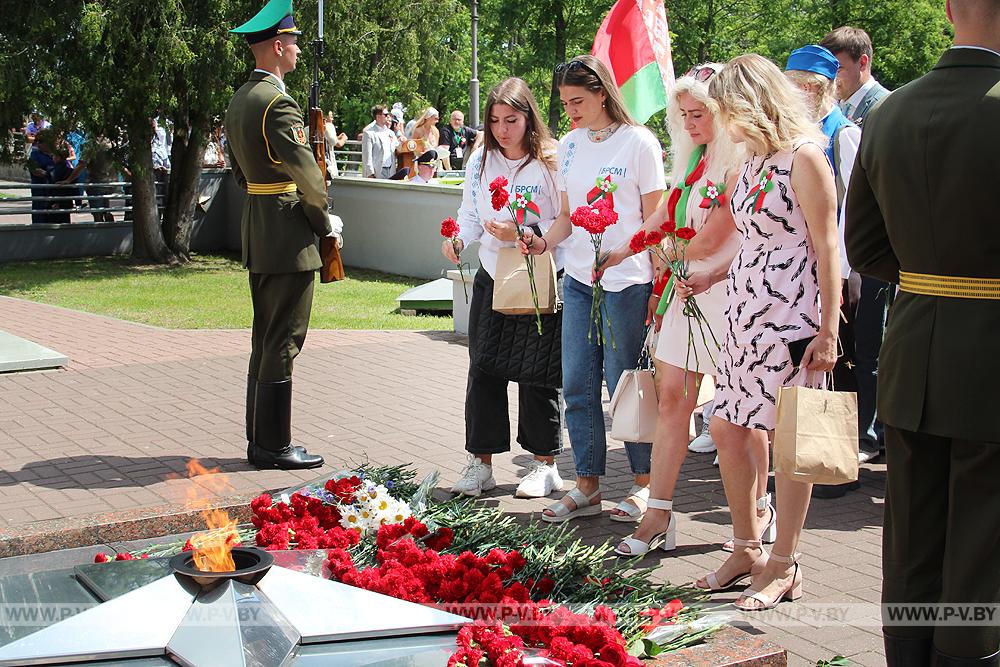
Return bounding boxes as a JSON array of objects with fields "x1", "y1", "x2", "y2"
[{"x1": 713, "y1": 145, "x2": 825, "y2": 431}]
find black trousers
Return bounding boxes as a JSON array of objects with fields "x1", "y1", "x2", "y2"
[
  {"x1": 882, "y1": 426, "x2": 1000, "y2": 657},
  {"x1": 854, "y1": 275, "x2": 890, "y2": 453},
  {"x1": 466, "y1": 269, "x2": 562, "y2": 457},
  {"x1": 248, "y1": 271, "x2": 315, "y2": 382}
]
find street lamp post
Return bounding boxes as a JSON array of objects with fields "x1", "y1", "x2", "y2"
[{"x1": 470, "y1": 0, "x2": 480, "y2": 128}]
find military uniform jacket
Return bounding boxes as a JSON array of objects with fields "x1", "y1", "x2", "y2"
[
  {"x1": 226, "y1": 71, "x2": 333, "y2": 273},
  {"x1": 845, "y1": 47, "x2": 1000, "y2": 442}
]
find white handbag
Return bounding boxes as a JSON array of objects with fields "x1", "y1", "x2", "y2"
[{"x1": 609, "y1": 328, "x2": 658, "y2": 444}]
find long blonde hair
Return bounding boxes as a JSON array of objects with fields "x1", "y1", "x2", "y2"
[
  {"x1": 709, "y1": 54, "x2": 825, "y2": 155},
  {"x1": 478, "y1": 77, "x2": 557, "y2": 182},
  {"x1": 667, "y1": 64, "x2": 746, "y2": 188},
  {"x1": 412, "y1": 108, "x2": 440, "y2": 147},
  {"x1": 554, "y1": 54, "x2": 637, "y2": 127}
]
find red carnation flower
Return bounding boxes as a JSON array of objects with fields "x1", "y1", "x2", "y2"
[
  {"x1": 646, "y1": 230, "x2": 665, "y2": 246},
  {"x1": 94, "y1": 552, "x2": 110, "y2": 563},
  {"x1": 598, "y1": 643, "x2": 629, "y2": 667},
  {"x1": 675, "y1": 226, "x2": 697, "y2": 241},
  {"x1": 660, "y1": 219, "x2": 677, "y2": 234},
  {"x1": 441, "y1": 217, "x2": 460, "y2": 239},
  {"x1": 628, "y1": 230, "x2": 648, "y2": 255},
  {"x1": 488, "y1": 175, "x2": 508, "y2": 192}
]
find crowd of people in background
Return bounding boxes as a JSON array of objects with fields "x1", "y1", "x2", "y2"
[
  {"x1": 358, "y1": 101, "x2": 482, "y2": 182},
  {"x1": 10, "y1": 114, "x2": 231, "y2": 224}
]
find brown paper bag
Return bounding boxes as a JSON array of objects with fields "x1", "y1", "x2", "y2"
[
  {"x1": 773, "y1": 385, "x2": 859, "y2": 485},
  {"x1": 492, "y1": 247, "x2": 558, "y2": 315}
]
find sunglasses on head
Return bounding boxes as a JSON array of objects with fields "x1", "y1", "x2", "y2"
[
  {"x1": 685, "y1": 66, "x2": 718, "y2": 82},
  {"x1": 555, "y1": 59, "x2": 600, "y2": 79}
]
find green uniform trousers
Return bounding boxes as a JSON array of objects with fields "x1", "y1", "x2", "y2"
[
  {"x1": 248, "y1": 271, "x2": 315, "y2": 383},
  {"x1": 882, "y1": 426, "x2": 1000, "y2": 657}
]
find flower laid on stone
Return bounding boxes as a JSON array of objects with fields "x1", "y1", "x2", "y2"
[{"x1": 93, "y1": 551, "x2": 148, "y2": 563}]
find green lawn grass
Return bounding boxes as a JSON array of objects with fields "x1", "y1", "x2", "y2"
[{"x1": 0, "y1": 255, "x2": 453, "y2": 330}]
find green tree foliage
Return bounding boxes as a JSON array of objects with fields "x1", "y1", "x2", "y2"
[{"x1": 2, "y1": 0, "x2": 950, "y2": 263}]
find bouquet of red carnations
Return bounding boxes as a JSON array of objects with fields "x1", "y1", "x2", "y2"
[
  {"x1": 630, "y1": 220, "x2": 720, "y2": 390},
  {"x1": 489, "y1": 175, "x2": 544, "y2": 335},
  {"x1": 570, "y1": 199, "x2": 619, "y2": 348}
]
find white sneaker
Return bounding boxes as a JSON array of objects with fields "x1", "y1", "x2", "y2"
[
  {"x1": 451, "y1": 454, "x2": 496, "y2": 497},
  {"x1": 515, "y1": 460, "x2": 564, "y2": 498},
  {"x1": 688, "y1": 421, "x2": 717, "y2": 453},
  {"x1": 690, "y1": 403, "x2": 717, "y2": 453}
]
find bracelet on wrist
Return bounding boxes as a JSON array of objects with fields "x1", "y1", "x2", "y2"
[{"x1": 539, "y1": 237, "x2": 548, "y2": 253}]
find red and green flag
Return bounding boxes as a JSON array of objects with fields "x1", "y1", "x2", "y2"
[{"x1": 591, "y1": 0, "x2": 675, "y2": 124}]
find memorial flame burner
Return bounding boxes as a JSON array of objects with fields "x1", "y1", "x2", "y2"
[{"x1": 169, "y1": 546, "x2": 274, "y2": 590}]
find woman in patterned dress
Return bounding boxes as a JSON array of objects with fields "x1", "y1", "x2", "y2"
[{"x1": 681, "y1": 54, "x2": 841, "y2": 610}]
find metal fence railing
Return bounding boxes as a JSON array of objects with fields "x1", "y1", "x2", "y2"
[
  {"x1": 0, "y1": 181, "x2": 164, "y2": 224},
  {"x1": 333, "y1": 139, "x2": 362, "y2": 176}
]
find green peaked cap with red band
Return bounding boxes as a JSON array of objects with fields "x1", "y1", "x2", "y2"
[{"x1": 231, "y1": 0, "x2": 301, "y2": 44}]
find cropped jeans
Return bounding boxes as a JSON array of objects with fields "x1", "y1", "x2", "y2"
[{"x1": 562, "y1": 276, "x2": 652, "y2": 477}]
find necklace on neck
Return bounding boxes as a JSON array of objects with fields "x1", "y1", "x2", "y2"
[{"x1": 587, "y1": 122, "x2": 620, "y2": 143}]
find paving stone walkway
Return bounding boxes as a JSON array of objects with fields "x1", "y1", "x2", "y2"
[{"x1": 0, "y1": 295, "x2": 888, "y2": 666}]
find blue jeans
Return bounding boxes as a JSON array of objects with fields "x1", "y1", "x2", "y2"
[{"x1": 562, "y1": 276, "x2": 652, "y2": 477}]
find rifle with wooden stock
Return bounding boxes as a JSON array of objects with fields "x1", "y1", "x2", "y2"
[{"x1": 309, "y1": 1, "x2": 345, "y2": 283}]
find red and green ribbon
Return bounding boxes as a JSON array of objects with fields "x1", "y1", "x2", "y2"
[
  {"x1": 698, "y1": 180, "x2": 727, "y2": 209},
  {"x1": 656, "y1": 145, "x2": 706, "y2": 316},
  {"x1": 512, "y1": 192, "x2": 541, "y2": 225},
  {"x1": 743, "y1": 170, "x2": 775, "y2": 213},
  {"x1": 586, "y1": 174, "x2": 618, "y2": 208}
]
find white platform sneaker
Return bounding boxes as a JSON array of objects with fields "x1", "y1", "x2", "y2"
[
  {"x1": 451, "y1": 454, "x2": 497, "y2": 497},
  {"x1": 515, "y1": 460, "x2": 564, "y2": 498}
]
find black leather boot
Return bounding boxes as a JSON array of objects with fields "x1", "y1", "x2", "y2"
[
  {"x1": 885, "y1": 634, "x2": 932, "y2": 667},
  {"x1": 932, "y1": 648, "x2": 1000, "y2": 666},
  {"x1": 248, "y1": 380, "x2": 324, "y2": 470},
  {"x1": 246, "y1": 375, "x2": 258, "y2": 465}
]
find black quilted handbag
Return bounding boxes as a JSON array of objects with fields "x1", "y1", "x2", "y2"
[{"x1": 471, "y1": 269, "x2": 562, "y2": 389}]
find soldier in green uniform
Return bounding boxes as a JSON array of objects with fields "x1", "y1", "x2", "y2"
[
  {"x1": 228, "y1": 0, "x2": 333, "y2": 470},
  {"x1": 846, "y1": 1, "x2": 1000, "y2": 665}
]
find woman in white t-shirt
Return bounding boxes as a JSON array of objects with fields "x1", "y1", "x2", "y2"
[
  {"x1": 522, "y1": 55, "x2": 666, "y2": 524},
  {"x1": 442, "y1": 78, "x2": 566, "y2": 500}
]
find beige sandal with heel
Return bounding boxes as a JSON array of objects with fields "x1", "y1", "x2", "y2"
[
  {"x1": 735, "y1": 552, "x2": 803, "y2": 611},
  {"x1": 694, "y1": 538, "x2": 769, "y2": 592}
]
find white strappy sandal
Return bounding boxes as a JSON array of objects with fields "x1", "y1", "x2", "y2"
[
  {"x1": 609, "y1": 484, "x2": 649, "y2": 523},
  {"x1": 723, "y1": 494, "x2": 776, "y2": 552},
  {"x1": 541, "y1": 487, "x2": 602, "y2": 524},
  {"x1": 614, "y1": 499, "x2": 676, "y2": 556},
  {"x1": 735, "y1": 552, "x2": 803, "y2": 611}
]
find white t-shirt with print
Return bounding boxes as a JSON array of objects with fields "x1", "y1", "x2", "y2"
[
  {"x1": 456, "y1": 147, "x2": 563, "y2": 279},
  {"x1": 556, "y1": 125, "x2": 665, "y2": 292}
]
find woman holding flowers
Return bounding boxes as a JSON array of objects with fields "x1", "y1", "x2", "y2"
[
  {"x1": 614, "y1": 64, "x2": 749, "y2": 556},
  {"x1": 522, "y1": 55, "x2": 665, "y2": 524},
  {"x1": 442, "y1": 77, "x2": 566, "y2": 500},
  {"x1": 681, "y1": 54, "x2": 840, "y2": 610}
]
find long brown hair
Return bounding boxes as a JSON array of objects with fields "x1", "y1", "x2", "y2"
[
  {"x1": 478, "y1": 77, "x2": 557, "y2": 183},
  {"x1": 554, "y1": 54, "x2": 636, "y2": 127}
]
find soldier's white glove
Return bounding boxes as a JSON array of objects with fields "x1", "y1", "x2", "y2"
[{"x1": 327, "y1": 213, "x2": 344, "y2": 248}]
